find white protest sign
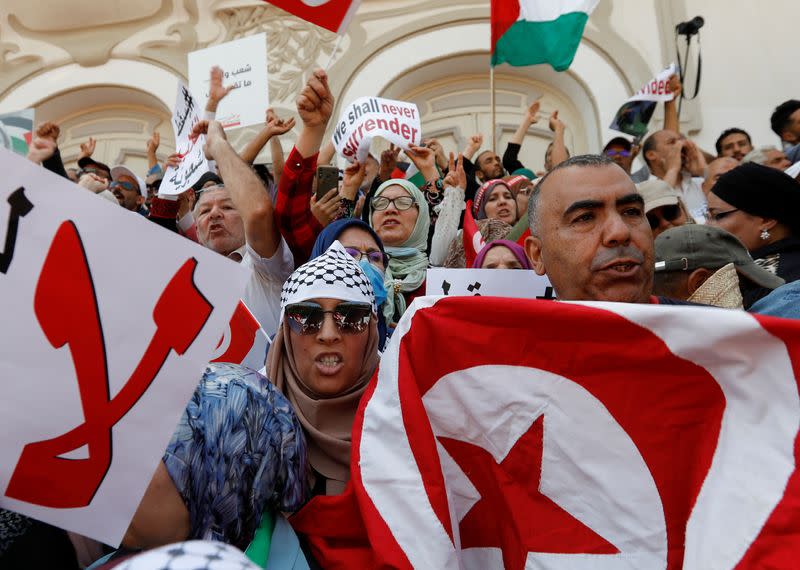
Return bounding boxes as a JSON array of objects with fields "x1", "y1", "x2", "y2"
[
  {"x1": 160, "y1": 83, "x2": 210, "y2": 196},
  {"x1": 426, "y1": 268, "x2": 556, "y2": 300},
  {"x1": 333, "y1": 96, "x2": 421, "y2": 162},
  {"x1": 627, "y1": 63, "x2": 678, "y2": 103},
  {"x1": 0, "y1": 147, "x2": 248, "y2": 546},
  {"x1": 188, "y1": 33, "x2": 269, "y2": 130}
]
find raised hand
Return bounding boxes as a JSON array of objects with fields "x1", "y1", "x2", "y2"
[
  {"x1": 668, "y1": 74, "x2": 683, "y2": 99},
  {"x1": 405, "y1": 144, "x2": 437, "y2": 173},
  {"x1": 443, "y1": 152, "x2": 467, "y2": 190},
  {"x1": 549, "y1": 110, "x2": 564, "y2": 133},
  {"x1": 36, "y1": 122, "x2": 61, "y2": 143},
  {"x1": 78, "y1": 172, "x2": 109, "y2": 194},
  {"x1": 146, "y1": 132, "x2": 160, "y2": 156},
  {"x1": 424, "y1": 138, "x2": 449, "y2": 171},
  {"x1": 79, "y1": 137, "x2": 97, "y2": 159},
  {"x1": 342, "y1": 160, "x2": 367, "y2": 200},
  {"x1": 464, "y1": 133, "x2": 484, "y2": 158},
  {"x1": 379, "y1": 144, "x2": 401, "y2": 181},
  {"x1": 208, "y1": 65, "x2": 236, "y2": 105},
  {"x1": 265, "y1": 108, "x2": 296, "y2": 137},
  {"x1": 27, "y1": 137, "x2": 57, "y2": 164},
  {"x1": 296, "y1": 69, "x2": 334, "y2": 129},
  {"x1": 525, "y1": 99, "x2": 542, "y2": 124},
  {"x1": 189, "y1": 120, "x2": 229, "y2": 160}
]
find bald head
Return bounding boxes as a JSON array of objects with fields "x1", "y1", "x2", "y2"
[
  {"x1": 524, "y1": 155, "x2": 654, "y2": 303},
  {"x1": 702, "y1": 157, "x2": 739, "y2": 195}
]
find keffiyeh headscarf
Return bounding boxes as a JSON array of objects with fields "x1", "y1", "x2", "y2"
[
  {"x1": 163, "y1": 363, "x2": 307, "y2": 551},
  {"x1": 371, "y1": 179, "x2": 430, "y2": 324},
  {"x1": 310, "y1": 220, "x2": 389, "y2": 350},
  {"x1": 270, "y1": 241, "x2": 379, "y2": 496},
  {"x1": 117, "y1": 541, "x2": 260, "y2": 570}
]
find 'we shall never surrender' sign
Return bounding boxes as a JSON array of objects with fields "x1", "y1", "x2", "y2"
[{"x1": 333, "y1": 96, "x2": 421, "y2": 162}]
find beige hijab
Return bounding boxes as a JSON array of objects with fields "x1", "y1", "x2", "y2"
[{"x1": 268, "y1": 318, "x2": 379, "y2": 496}]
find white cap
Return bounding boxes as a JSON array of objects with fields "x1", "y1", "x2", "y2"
[{"x1": 111, "y1": 165, "x2": 147, "y2": 198}]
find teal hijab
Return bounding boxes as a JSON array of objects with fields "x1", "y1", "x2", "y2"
[{"x1": 371, "y1": 179, "x2": 430, "y2": 324}]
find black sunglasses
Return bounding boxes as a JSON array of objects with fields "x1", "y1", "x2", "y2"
[
  {"x1": 285, "y1": 302, "x2": 372, "y2": 335},
  {"x1": 647, "y1": 204, "x2": 681, "y2": 229}
]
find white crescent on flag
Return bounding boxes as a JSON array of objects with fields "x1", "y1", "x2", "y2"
[{"x1": 292, "y1": 296, "x2": 800, "y2": 569}]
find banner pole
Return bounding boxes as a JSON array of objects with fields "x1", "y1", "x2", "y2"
[
  {"x1": 325, "y1": 34, "x2": 344, "y2": 70},
  {"x1": 491, "y1": 66, "x2": 496, "y2": 153}
]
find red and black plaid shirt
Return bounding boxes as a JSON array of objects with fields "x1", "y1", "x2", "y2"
[{"x1": 274, "y1": 147, "x2": 324, "y2": 265}]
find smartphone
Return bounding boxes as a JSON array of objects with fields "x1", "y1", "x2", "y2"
[{"x1": 315, "y1": 165, "x2": 340, "y2": 201}]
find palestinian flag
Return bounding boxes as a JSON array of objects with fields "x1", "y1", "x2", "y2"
[
  {"x1": 492, "y1": 0, "x2": 599, "y2": 71},
  {"x1": 390, "y1": 161, "x2": 426, "y2": 188},
  {"x1": 0, "y1": 109, "x2": 34, "y2": 156}
]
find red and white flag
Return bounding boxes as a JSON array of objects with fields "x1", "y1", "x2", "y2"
[
  {"x1": 292, "y1": 297, "x2": 800, "y2": 569},
  {"x1": 262, "y1": 0, "x2": 361, "y2": 34},
  {"x1": 463, "y1": 200, "x2": 486, "y2": 267},
  {"x1": 210, "y1": 301, "x2": 270, "y2": 371}
]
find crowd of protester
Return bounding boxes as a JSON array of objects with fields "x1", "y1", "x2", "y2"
[{"x1": 3, "y1": 60, "x2": 800, "y2": 569}]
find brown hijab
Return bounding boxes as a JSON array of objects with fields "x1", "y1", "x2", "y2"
[{"x1": 267, "y1": 318, "x2": 379, "y2": 496}]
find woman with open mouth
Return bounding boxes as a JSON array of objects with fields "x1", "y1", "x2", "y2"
[{"x1": 267, "y1": 241, "x2": 380, "y2": 499}]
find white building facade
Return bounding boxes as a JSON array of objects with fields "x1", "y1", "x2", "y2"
[{"x1": 0, "y1": 0, "x2": 796, "y2": 174}]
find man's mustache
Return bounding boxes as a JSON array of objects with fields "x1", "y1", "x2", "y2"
[{"x1": 590, "y1": 246, "x2": 645, "y2": 271}]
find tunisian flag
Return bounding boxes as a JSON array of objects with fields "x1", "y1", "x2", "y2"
[
  {"x1": 262, "y1": 0, "x2": 361, "y2": 34},
  {"x1": 209, "y1": 301, "x2": 270, "y2": 371},
  {"x1": 292, "y1": 297, "x2": 800, "y2": 569},
  {"x1": 462, "y1": 200, "x2": 486, "y2": 267}
]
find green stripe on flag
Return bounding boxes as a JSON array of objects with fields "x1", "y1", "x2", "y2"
[
  {"x1": 11, "y1": 137, "x2": 28, "y2": 155},
  {"x1": 492, "y1": 11, "x2": 589, "y2": 71}
]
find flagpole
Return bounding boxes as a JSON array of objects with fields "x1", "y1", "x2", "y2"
[
  {"x1": 325, "y1": 34, "x2": 344, "y2": 70},
  {"x1": 490, "y1": 66, "x2": 496, "y2": 153}
]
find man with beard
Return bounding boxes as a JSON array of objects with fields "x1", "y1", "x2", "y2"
[
  {"x1": 524, "y1": 154, "x2": 684, "y2": 305},
  {"x1": 190, "y1": 119, "x2": 294, "y2": 336},
  {"x1": 715, "y1": 128, "x2": 753, "y2": 162}
]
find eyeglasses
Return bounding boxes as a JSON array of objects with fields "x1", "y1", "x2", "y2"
[
  {"x1": 344, "y1": 247, "x2": 389, "y2": 267},
  {"x1": 709, "y1": 208, "x2": 740, "y2": 222},
  {"x1": 646, "y1": 204, "x2": 682, "y2": 229},
  {"x1": 371, "y1": 196, "x2": 416, "y2": 211},
  {"x1": 109, "y1": 181, "x2": 137, "y2": 192},
  {"x1": 284, "y1": 302, "x2": 372, "y2": 335},
  {"x1": 605, "y1": 149, "x2": 631, "y2": 158}
]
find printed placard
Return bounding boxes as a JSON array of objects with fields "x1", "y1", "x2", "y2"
[
  {"x1": 159, "y1": 84, "x2": 210, "y2": 196},
  {"x1": 188, "y1": 33, "x2": 270, "y2": 129},
  {"x1": 333, "y1": 96, "x2": 421, "y2": 162},
  {"x1": 0, "y1": 147, "x2": 248, "y2": 546},
  {"x1": 426, "y1": 268, "x2": 556, "y2": 300}
]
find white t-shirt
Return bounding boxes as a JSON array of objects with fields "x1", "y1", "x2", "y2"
[{"x1": 236, "y1": 238, "x2": 294, "y2": 338}]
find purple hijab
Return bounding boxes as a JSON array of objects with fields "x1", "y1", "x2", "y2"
[{"x1": 472, "y1": 239, "x2": 533, "y2": 270}]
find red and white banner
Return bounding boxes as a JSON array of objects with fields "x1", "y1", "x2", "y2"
[
  {"x1": 0, "y1": 148, "x2": 247, "y2": 546},
  {"x1": 210, "y1": 300, "x2": 270, "y2": 372},
  {"x1": 292, "y1": 297, "x2": 800, "y2": 569},
  {"x1": 462, "y1": 200, "x2": 485, "y2": 268},
  {"x1": 262, "y1": 0, "x2": 361, "y2": 34}
]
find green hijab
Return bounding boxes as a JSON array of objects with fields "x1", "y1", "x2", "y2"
[{"x1": 371, "y1": 178, "x2": 430, "y2": 324}]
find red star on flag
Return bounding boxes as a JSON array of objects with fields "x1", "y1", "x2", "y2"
[{"x1": 439, "y1": 415, "x2": 618, "y2": 570}]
